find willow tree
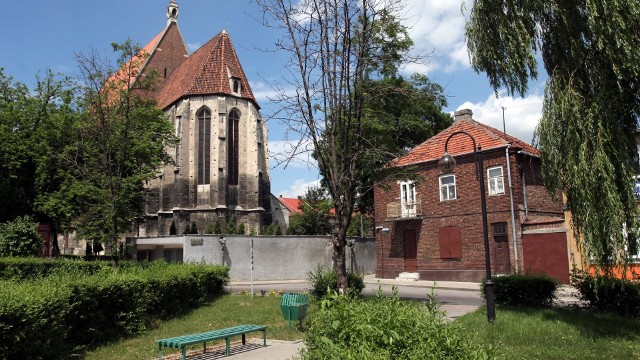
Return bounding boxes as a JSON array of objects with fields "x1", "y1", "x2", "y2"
[
  {"x1": 466, "y1": 1, "x2": 640, "y2": 269},
  {"x1": 257, "y1": 0, "x2": 417, "y2": 293}
]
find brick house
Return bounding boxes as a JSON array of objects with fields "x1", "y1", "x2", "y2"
[{"x1": 374, "y1": 109, "x2": 569, "y2": 282}]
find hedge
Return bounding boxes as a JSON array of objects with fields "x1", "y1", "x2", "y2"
[
  {"x1": 571, "y1": 270, "x2": 640, "y2": 317},
  {"x1": 0, "y1": 260, "x2": 229, "y2": 358},
  {"x1": 481, "y1": 273, "x2": 558, "y2": 307},
  {"x1": 0, "y1": 257, "x2": 109, "y2": 280}
]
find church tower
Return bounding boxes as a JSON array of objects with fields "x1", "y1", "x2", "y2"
[{"x1": 132, "y1": 2, "x2": 272, "y2": 235}]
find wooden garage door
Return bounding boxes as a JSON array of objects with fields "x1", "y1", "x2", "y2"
[{"x1": 522, "y1": 232, "x2": 569, "y2": 284}]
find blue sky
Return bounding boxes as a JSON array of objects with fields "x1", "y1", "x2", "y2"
[{"x1": 0, "y1": 0, "x2": 546, "y2": 198}]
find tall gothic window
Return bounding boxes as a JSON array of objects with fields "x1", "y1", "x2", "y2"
[
  {"x1": 197, "y1": 107, "x2": 211, "y2": 185},
  {"x1": 228, "y1": 110, "x2": 240, "y2": 185}
]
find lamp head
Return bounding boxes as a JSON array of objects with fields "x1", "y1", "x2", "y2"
[{"x1": 438, "y1": 152, "x2": 456, "y2": 173}]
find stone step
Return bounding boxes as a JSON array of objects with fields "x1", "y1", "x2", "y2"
[{"x1": 396, "y1": 272, "x2": 420, "y2": 281}]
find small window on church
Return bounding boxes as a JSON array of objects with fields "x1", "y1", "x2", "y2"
[
  {"x1": 233, "y1": 79, "x2": 239, "y2": 93},
  {"x1": 164, "y1": 68, "x2": 167, "y2": 78}
]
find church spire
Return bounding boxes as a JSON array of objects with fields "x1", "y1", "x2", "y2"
[{"x1": 167, "y1": 0, "x2": 179, "y2": 24}]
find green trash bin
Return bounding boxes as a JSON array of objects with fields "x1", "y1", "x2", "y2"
[{"x1": 280, "y1": 293, "x2": 309, "y2": 329}]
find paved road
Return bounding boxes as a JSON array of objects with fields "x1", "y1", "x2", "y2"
[{"x1": 227, "y1": 276, "x2": 483, "y2": 320}]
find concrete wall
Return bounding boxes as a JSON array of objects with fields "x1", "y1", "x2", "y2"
[{"x1": 133, "y1": 235, "x2": 376, "y2": 281}]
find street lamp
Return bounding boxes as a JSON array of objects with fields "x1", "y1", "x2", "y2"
[{"x1": 438, "y1": 130, "x2": 496, "y2": 322}]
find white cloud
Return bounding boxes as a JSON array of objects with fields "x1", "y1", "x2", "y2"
[
  {"x1": 399, "y1": 0, "x2": 471, "y2": 74},
  {"x1": 454, "y1": 91, "x2": 544, "y2": 144},
  {"x1": 276, "y1": 178, "x2": 321, "y2": 198}
]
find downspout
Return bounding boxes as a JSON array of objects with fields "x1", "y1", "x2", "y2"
[{"x1": 505, "y1": 145, "x2": 519, "y2": 272}]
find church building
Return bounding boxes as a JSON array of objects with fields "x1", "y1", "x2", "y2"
[{"x1": 129, "y1": 1, "x2": 271, "y2": 236}]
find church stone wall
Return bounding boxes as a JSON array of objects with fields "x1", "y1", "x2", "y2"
[{"x1": 144, "y1": 94, "x2": 271, "y2": 236}]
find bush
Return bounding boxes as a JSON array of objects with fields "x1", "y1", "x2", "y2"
[
  {"x1": 482, "y1": 273, "x2": 558, "y2": 307},
  {"x1": 0, "y1": 216, "x2": 43, "y2": 257},
  {"x1": 301, "y1": 291, "x2": 492, "y2": 359},
  {"x1": 571, "y1": 269, "x2": 640, "y2": 317},
  {"x1": 307, "y1": 265, "x2": 365, "y2": 299},
  {"x1": 0, "y1": 257, "x2": 108, "y2": 280},
  {"x1": 0, "y1": 260, "x2": 229, "y2": 357}
]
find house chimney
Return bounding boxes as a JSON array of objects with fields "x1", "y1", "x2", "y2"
[{"x1": 454, "y1": 109, "x2": 473, "y2": 121}]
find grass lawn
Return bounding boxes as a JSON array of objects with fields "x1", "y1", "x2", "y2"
[
  {"x1": 456, "y1": 305, "x2": 640, "y2": 360},
  {"x1": 84, "y1": 293, "x2": 308, "y2": 360}
]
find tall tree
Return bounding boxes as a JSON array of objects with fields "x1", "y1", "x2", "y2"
[
  {"x1": 257, "y1": 0, "x2": 419, "y2": 292},
  {"x1": 466, "y1": 0, "x2": 640, "y2": 269},
  {"x1": 62, "y1": 41, "x2": 176, "y2": 263}
]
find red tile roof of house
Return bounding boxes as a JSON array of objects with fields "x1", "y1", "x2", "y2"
[
  {"x1": 393, "y1": 115, "x2": 539, "y2": 167},
  {"x1": 155, "y1": 30, "x2": 258, "y2": 109},
  {"x1": 278, "y1": 196, "x2": 302, "y2": 214}
]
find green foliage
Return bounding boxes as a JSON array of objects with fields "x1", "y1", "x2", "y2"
[
  {"x1": 466, "y1": 0, "x2": 640, "y2": 268},
  {"x1": 482, "y1": 273, "x2": 558, "y2": 307},
  {"x1": 237, "y1": 222, "x2": 245, "y2": 235},
  {"x1": 226, "y1": 217, "x2": 237, "y2": 235},
  {"x1": 213, "y1": 218, "x2": 222, "y2": 234},
  {"x1": 0, "y1": 216, "x2": 43, "y2": 257},
  {"x1": 204, "y1": 222, "x2": 215, "y2": 234},
  {"x1": 267, "y1": 221, "x2": 281, "y2": 235},
  {"x1": 0, "y1": 260, "x2": 229, "y2": 358},
  {"x1": 286, "y1": 187, "x2": 333, "y2": 235},
  {"x1": 301, "y1": 290, "x2": 491, "y2": 359},
  {"x1": 0, "y1": 257, "x2": 108, "y2": 280},
  {"x1": 347, "y1": 214, "x2": 373, "y2": 237},
  {"x1": 52, "y1": 40, "x2": 178, "y2": 256},
  {"x1": 307, "y1": 265, "x2": 365, "y2": 299},
  {"x1": 169, "y1": 221, "x2": 177, "y2": 235},
  {"x1": 571, "y1": 269, "x2": 640, "y2": 317},
  {"x1": 188, "y1": 222, "x2": 198, "y2": 234}
]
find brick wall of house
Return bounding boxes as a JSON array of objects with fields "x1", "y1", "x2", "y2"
[{"x1": 375, "y1": 147, "x2": 564, "y2": 281}]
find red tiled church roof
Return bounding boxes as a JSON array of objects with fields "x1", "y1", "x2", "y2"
[
  {"x1": 155, "y1": 30, "x2": 258, "y2": 109},
  {"x1": 393, "y1": 113, "x2": 539, "y2": 167}
]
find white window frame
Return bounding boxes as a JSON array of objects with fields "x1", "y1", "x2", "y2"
[
  {"x1": 487, "y1": 166, "x2": 505, "y2": 196},
  {"x1": 399, "y1": 181, "x2": 417, "y2": 216},
  {"x1": 439, "y1": 174, "x2": 456, "y2": 201}
]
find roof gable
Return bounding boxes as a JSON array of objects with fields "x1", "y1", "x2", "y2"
[
  {"x1": 155, "y1": 30, "x2": 258, "y2": 109},
  {"x1": 393, "y1": 116, "x2": 539, "y2": 167}
]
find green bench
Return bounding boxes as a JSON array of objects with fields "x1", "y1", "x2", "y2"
[{"x1": 156, "y1": 324, "x2": 267, "y2": 359}]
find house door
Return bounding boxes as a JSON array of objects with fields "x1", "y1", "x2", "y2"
[
  {"x1": 403, "y1": 229, "x2": 417, "y2": 272},
  {"x1": 492, "y1": 223, "x2": 511, "y2": 274}
]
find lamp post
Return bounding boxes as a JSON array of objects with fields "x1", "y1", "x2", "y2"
[{"x1": 438, "y1": 130, "x2": 496, "y2": 322}]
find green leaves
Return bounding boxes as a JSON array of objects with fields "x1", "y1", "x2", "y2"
[{"x1": 467, "y1": 0, "x2": 640, "y2": 268}]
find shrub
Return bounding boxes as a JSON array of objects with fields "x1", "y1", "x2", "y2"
[
  {"x1": 237, "y1": 223, "x2": 246, "y2": 235},
  {"x1": 301, "y1": 290, "x2": 492, "y2": 359},
  {"x1": 482, "y1": 273, "x2": 558, "y2": 307},
  {"x1": 307, "y1": 265, "x2": 365, "y2": 299},
  {"x1": 571, "y1": 269, "x2": 640, "y2": 317},
  {"x1": 204, "y1": 223, "x2": 215, "y2": 234},
  {"x1": 0, "y1": 216, "x2": 43, "y2": 257},
  {"x1": 213, "y1": 218, "x2": 222, "y2": 234},
  {"x1": 0, "y1": 257, "x2": 108, "y2": 280},
  {"x1": 0, "y1": 260, "x2": 229, "y2": 357}
]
